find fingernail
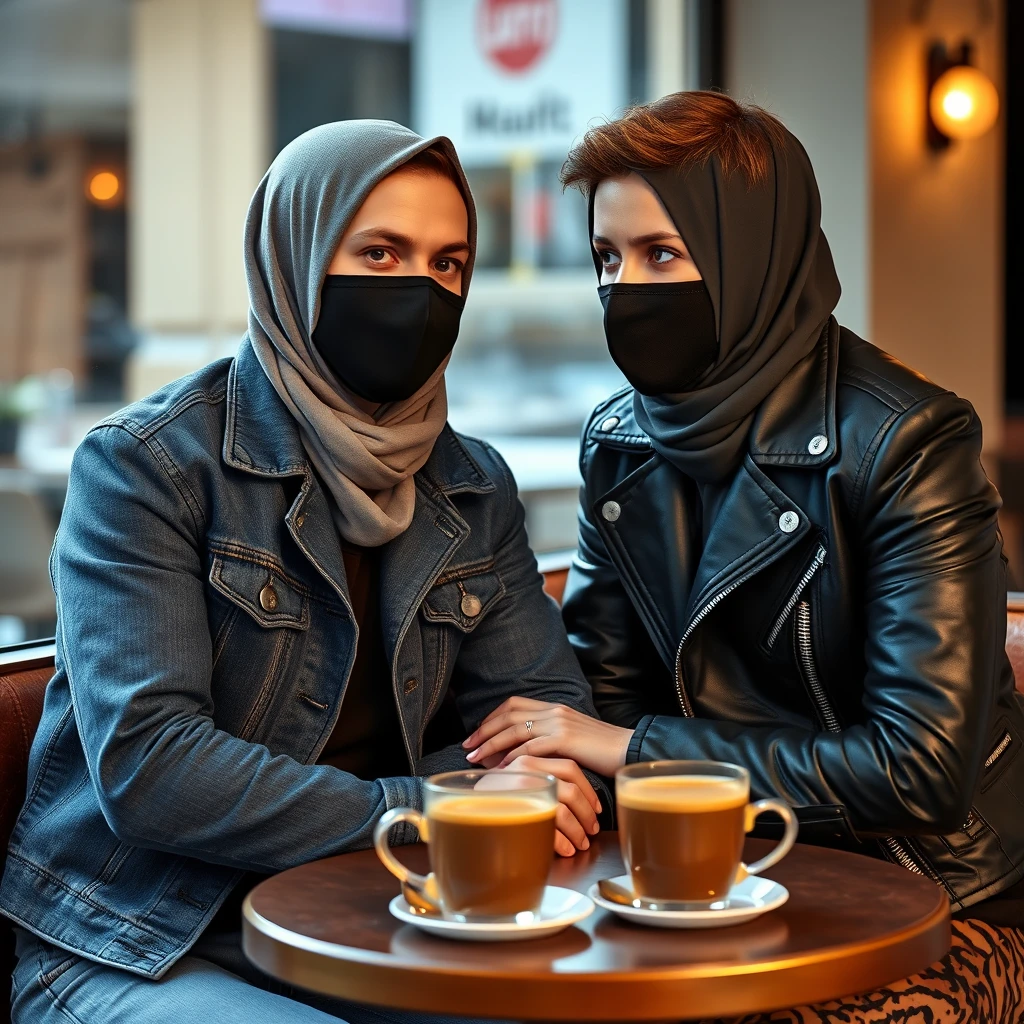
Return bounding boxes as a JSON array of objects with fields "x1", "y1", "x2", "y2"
[
  {"x1": 466, "y1": 749, "x2": 479, "y2": 762},
  {"x1": 581, "y1": 838, "x2": 590, "y2": 850},
  {"x1": 590, "y1": 822, "x2": 600, "y2": 834},
  {"x1": 596, "y1": 802, "x2": 603, "y2": 814}
]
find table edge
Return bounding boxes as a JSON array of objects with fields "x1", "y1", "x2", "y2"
[{"x1": 243, "y1": 897, "x2": 946, "y2": 983}]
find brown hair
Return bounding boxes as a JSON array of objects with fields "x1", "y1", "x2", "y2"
[
  {"x1": 402, "y1": 145, "x2": 462, "y2": 185},
  {"x1": 561, "y1": 91, "x2": 787, "y2": 195}
]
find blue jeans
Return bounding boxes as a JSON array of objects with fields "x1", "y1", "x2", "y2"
[{"x1": 11, "y1": 927, "x2": 507, "y2": 1024}]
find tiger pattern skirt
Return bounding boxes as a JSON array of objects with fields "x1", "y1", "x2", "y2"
[{"x1": 704, "y1": 919, "x2": 1024, "y2": 1024}]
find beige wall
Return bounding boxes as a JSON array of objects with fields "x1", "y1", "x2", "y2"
[
  {"x1": 727, "y1": 0, "x2": 869, "y2": 339},
  {"x1": 871, "y1": 0, "x2": 1004, "y2": 453},
  {"x1": 131, "y1": 0, "x2": 266, "y2": 337}
]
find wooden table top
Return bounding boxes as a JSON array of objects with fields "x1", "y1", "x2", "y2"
[{"x1": 242, "y1": 832, "x2": 950, "y2": 1022}]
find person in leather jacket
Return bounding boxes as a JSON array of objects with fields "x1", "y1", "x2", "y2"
[{"x1": 465, "y1": 92, "x2": 1024, "y2": 1019}]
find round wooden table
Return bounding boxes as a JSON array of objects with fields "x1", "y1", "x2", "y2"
[{"x1": 242, "y1": 833, "x2": 950, "y2": 1022}]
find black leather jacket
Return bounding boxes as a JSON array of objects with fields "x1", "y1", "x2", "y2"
[{"x1": 563, "y1": 318, "x2": 1024, "y2": 911}]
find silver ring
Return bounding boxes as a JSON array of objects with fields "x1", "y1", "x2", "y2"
[{"x1": 525, "y1": 720, "x2": 534, "y2": 735}]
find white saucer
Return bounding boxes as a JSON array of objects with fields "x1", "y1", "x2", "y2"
[
  {"x1": 388, "y1": 884, "x2": 594, "y2": 941},
  {"x1": 589, "y1": 874, "x2": 789, "y2": 929}
]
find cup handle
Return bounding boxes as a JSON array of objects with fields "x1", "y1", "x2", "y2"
[
  {"x1": 736, "y1": 798, "x2": 799, "y2": 883},
  {"x1": 373, "y1": 807, "x2": 440, "y2": 911}
]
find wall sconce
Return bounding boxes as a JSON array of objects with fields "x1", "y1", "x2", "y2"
[
  {"x1": 927, "y1": 40, "x2": 999, "y2": 150},
  {"x1": 85, "y1": 168, "x2": 123, "y2": 208}
]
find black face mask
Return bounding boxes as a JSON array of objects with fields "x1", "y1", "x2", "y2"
[
  {"x1": 598, "y1": 280, "x2": 718, "y2": 397},
  {"x1": 311, "y1": 275, "x2": 465, "y2": 403}
]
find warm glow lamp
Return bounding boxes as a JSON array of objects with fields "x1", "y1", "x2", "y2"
[
  {"x1": 86, "y1": 169, "x2": 122, "y2": 206},
  {"x1": 929, "y1": 65, "x2": 999, "y2": 140},
  {"x1": 926, "y1": 41, "x2": 999, "y2": 150}
]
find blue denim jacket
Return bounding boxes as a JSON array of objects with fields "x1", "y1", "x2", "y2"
[{"x1": 0, "y1": 341, "x2": 602, "y2": 978}]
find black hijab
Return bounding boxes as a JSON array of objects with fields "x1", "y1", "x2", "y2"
[{"x1": 592, "y1": 126, "x2": 841, "y2": 483}]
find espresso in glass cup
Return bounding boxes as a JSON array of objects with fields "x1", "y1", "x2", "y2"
[
  {"x1": 374, "y1": 770, "x2": 557, "y2": 922},
  {"x1": 616, "y1": 760, "x2": 798, "y2": 908}
]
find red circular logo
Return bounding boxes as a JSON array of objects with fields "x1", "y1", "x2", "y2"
[{"x1": 477, "y1": 0, "x2": 558, "y2": 74}]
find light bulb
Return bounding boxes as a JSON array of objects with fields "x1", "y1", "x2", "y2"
[
  {"x1": 930, "y1": 65, "x2": 999, "y2": 140},
  {"x1": 87, "y1": 170, "x2": 121, "y2": 205}
]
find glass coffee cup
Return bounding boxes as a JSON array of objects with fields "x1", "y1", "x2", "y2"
[
  {"x1": 616, "y1": 760, "x2": 798, "y2": 909},
  {"x1": 374, "y1": 770, "x2": 557, "y2": 923}
]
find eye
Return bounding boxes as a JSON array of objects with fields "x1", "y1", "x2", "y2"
[
  {"x1": 434, "y1": 257, "x2": 461, "y2": 275},
  {"x1": 366, "y1": 248, "x2": 391, "y2": 264},
  {"x1": 596, "y1": 249, "x2": 621, "y2": 267},
  {"x1": 650, "y1": 247, "x2": 677, "y2": 265}
]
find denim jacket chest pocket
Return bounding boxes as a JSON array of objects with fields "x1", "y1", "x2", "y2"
[
  {"x1": 207, "y1": 548, "x2": 311, "y2": 741},
  {"x1": 421, "y1": 563, "x2": 505, "y2": 631},
  {"x1": 417, "y1": 564, "x2": 505, "y2": 719}
]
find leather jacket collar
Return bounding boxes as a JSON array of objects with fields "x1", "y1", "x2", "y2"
[
  {"x1": 584, "y1": 320, "x2": 840, "y2": 671},
  {"x1": 593, "y1": 317, "x2": 839, "y2": 470}
]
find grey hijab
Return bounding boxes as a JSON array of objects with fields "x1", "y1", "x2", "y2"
[
  {"x1": 595, "y1": 125, "x2": 840, "y2": 483},
  {"x1": 244, "y1": 120, "x2": 476, "y2": 546}
]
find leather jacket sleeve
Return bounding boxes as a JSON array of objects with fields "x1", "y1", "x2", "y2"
[{"x1": 581, "y1": 394, "x2": 1007, "y2": 837}]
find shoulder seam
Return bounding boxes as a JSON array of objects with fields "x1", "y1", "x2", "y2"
[
  {"x1": 838, "y1": 366, "x2": 944, "y2": 413},
  {"x1": 99, "y1": 386, "x2": 228, "y2": 444}
]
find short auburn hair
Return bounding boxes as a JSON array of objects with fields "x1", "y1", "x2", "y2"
[{"x1": 561, "y1": 91, "x2": 787, "y2": 194}]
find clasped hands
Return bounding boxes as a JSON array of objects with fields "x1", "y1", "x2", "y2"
[{"x1": 462, "y1": 697, "x2": 633, "y2": 857}]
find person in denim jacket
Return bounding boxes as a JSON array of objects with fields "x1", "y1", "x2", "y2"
[{"x1": 1, "y1": 121, "x2": 605, "y2": 1024}]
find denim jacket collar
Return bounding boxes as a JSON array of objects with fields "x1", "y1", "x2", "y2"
[{"x1": 223, "y1": 338, "x2": 495, "y2": 497}]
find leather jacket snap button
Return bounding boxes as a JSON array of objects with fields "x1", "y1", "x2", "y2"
[
  {"x1": 808, "y1": 434, "x2": 828, "y2": 455},
  {"x1": 259, "y1": 583, "x2": 279, "y2": 612},
  {"x1": 601, "y1": 500, "x2": 621, "y2": 523},
  {"x1": 778, "y1": 511, "x2": 800, "y2": 534},
  {"x1": 600, "y1": 416, "x2": 620, "y2": 431},
  {"x1": 460, "y1": 593, "x2": 483, "y2": 618},
  {"x1": 295, "y1": 513, "x2": 305, "y2": 528}
]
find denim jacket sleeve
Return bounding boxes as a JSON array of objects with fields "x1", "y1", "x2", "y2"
[
  {"x1": 55, "y1": 423, "x2": 421, "y2": 873},
  {"x1": 415, "y1": 444, "x2": 612, "y2": 810}
]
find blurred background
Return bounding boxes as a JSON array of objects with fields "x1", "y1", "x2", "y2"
[{"x1": 0, "y1": 0, "x2": 1019, "y2": 642}]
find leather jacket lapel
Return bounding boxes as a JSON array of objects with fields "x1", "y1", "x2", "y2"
[
  {"x1": 595, "y1": 452, "x2": 812, "y2": 668},
  {"x1": 686, "y1": 457, "x2": 811, "y2": 622},
  {"x1": 591, "y1": 455, "x2": 699, "y2": 667}
]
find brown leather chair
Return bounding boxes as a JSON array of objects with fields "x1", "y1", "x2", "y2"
[
  {"x1": 1009, "y1": 593, "x2": 1024, "y2": 693},
  {"x1": 2, "y1": 593, "x2": 1023, "y2": 1018},
  {"x1": 0, "y1": 640, "x2": 54, "y2": 1024},
  {"x1": 538, "y1": 550, "x2": 573, "y2": 607}
]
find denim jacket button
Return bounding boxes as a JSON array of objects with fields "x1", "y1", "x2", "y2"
[
  {"x1": 460, "y1": 593, "x2": 483, "y2": 618},
  {"x1": 259, "y1": 583, "x2": 279, "y2": 612},
  {"x1": 403, "y1": 677, "x2": 418, "y2": 695},
  {"x1": 295, "y1": 513, "x2": 305, "y2": 528}
]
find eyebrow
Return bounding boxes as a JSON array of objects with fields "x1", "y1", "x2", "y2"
[
  {"x1": 592, "y1": 231, "x2": 686, "y2": 248},
  {"x1": 348, "y1": 227, "x2": 471, "y2": 256}
]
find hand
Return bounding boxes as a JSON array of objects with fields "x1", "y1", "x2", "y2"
[
  {"x1": 490, "y1": 755, "x2": 602, "y2": 857},
  {"x1": 465, "y1": 697, "x2": 633, "y2": 778}
]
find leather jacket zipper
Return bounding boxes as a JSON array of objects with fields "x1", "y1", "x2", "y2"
[
  {"x1": 795, "y1": 600, "x2": 949, "y2": 890},
  {"x1": 674, "y1": 580, "x2": 745, "y2": 717},
  {"x1": 794, "y1": 601, "x2": 841, "y2": 732},
  {"x1": 767, "y1": 546, "x2": 827, "y2": 649}
]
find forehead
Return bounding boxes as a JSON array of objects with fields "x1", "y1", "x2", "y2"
[
  {"x1": 592, "y1": 173, "x2": 676, "y2": 235},
  {"x1": 348, "y1": 167, "x2": 467, "y2": 233}
]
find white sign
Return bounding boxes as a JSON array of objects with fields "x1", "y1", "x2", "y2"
[
  {"x1": 260, "y1": 0, "x2": 411, "y2": 40},
  {"x1": 415, "y1": 0, "x2": 627, "y2": 165}
]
